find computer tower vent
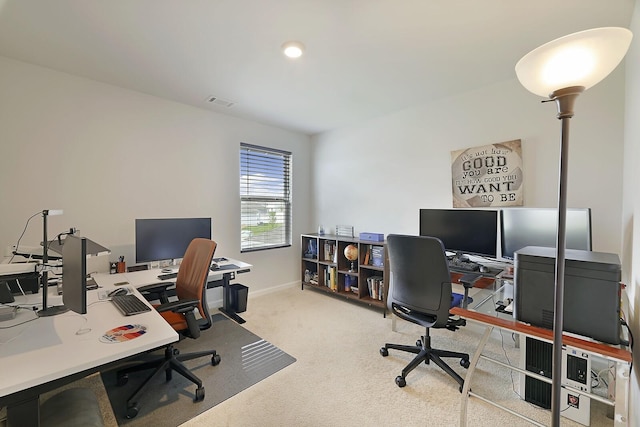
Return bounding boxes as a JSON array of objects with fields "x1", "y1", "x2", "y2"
[
  {"x1": 541, "y1": 309, "x2": 554, "y2": 330},
  {"x1": 525, "y1": 337, "x2": 552, "y2": 377},
  {"x1": 525, "y1": 376, "x2": 552, "y2": 409},
  {"x1": 524, "y1": 337, "x2": 553, "y2": 409}
]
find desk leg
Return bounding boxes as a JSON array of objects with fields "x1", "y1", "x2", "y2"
[
  {"x1": 7, "y1": 397, "x2": 40, "y2": 427},
  {"x1": 218, "y1": 272, "x2": 246, "y2": 324},
  {"x1": 459, "y1": 325, "x2": 492, "y2": 427},
  {"x1": 613, "y1": 361, "x2": 630, "y2": 426}
]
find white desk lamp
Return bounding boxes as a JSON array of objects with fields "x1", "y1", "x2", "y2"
[{"x1": 515, "y1": 27, "x2": 632, "y2": 426}]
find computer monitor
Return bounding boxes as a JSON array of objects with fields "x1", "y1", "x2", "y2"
[
  {"x1": 500, "y1": 207, "x2": 592, "y2": 260},
  {"x1": 135, "y1": 218, "x2": 212, "y2": 263},
  {"x1": 419, "y1": 209, "x2": 498, "y2": 258},
  {"x1": 62, "y1": 235, "x2": 87, "y2": 315}
]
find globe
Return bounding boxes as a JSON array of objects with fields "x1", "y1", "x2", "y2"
[
  {"x1": 344, "y1": 244, "x2": 358, "y2": 272},
  {"x1": 344, "y1": 244, "x2": 358, "y2": 261}
]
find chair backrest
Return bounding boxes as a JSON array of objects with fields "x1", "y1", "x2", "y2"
[
  {"x1": 386, "y1": 234, "x2": 453, "y2": 328},
  {"x1": 175, "y1": 238, "x2": 217, "y2": 330}
]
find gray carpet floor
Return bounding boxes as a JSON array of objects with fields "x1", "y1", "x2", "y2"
[{"x1": 99, "y1": 313, "x2": 296, "y2": 426}]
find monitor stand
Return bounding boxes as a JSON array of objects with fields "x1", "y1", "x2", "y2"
[{"x1": 37, "y1": 305, "x2": 69, "y2": 317}]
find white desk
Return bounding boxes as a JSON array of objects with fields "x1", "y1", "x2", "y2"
[
  {"x1": 105, "y1": 257, "x2": 252, "y2": 323},
  {"x1": 0, "y1": 277, "x2": 178, "y2": 426}
]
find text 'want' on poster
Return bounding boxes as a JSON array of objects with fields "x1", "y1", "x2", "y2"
[{"x1": 451, "y1": 140, "x2": 523, "y2": 208}]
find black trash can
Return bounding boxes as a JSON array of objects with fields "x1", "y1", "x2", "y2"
[{"x1": 229, "y1": 284, "x2": 248, "y2": 313}]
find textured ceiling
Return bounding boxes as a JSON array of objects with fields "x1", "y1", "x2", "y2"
[{"x1": 0, "y1": 0, "x2": 634, "y2": 135}]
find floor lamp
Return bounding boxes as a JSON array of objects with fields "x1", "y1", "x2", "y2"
[{"x1": 515, "y1": 27, "x2": 632, "y2": 426}]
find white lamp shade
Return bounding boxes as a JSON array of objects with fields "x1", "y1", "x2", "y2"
[{"x1": 515, "y1": 27, "x2": 632, "y2": 97}]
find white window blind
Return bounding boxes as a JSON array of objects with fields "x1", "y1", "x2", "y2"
[{"x1": 240, "y1": 143, "x2": 292, "y2": 252}]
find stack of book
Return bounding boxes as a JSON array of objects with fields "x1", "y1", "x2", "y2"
[
  {"x1": 324, "y1": 266, "x2": 337, "y2": 290},
  {"x1": 366, "y1": 276, "x2": 384, "y2": 300},
  {"x1": 323, "y1": 242, "x2": 336, "y2": 262}
]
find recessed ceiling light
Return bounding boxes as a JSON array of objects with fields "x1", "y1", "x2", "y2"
[{"x1": 282, "y1": 41, "x2": 305, "y2": 59}]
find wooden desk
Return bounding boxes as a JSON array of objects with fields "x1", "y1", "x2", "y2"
[
  {"x1": 0, "y1": 280, "x2": 178, "y2": 427},
  {"x1": 451, "y1": 304, "x2": 631, "y2": 426}
]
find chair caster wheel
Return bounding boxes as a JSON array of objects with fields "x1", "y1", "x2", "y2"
[
  {"x1": 116, "y1": 373, "x2": 129, "y2": 386},
  {"x1": 395, "y1": 376, "x2": 406, "y2": 387},
  {"x1": 416, "y1": 340, "x2": 422, "y2": 347},
  {"x1": 460, "y1": 358, "x2": 470, "y2": 369},
  {"x1": 126, "y1": 405, "x2": 139, "y2": 419},
  {"x1": 194, "y1": 386, "x2": 205, "y2": 402},
  {"x1": 211, "y1": 354, "x2": 221, "y2": 366},
  {"x1": 380, "y1": 347, "x2": 389, "y2": 357}
]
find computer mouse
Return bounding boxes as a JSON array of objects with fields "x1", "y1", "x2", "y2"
[
  {"x1": 479, "y1": 265, "x2": 488, "y2": 273},
  {"x1": 108, "y1": 288, "x2": 128, "y2": 297}
]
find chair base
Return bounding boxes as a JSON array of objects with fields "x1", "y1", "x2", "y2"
[
  {"x1": 380, "y1": 327, "x2": 469, "y2": 391},
  {"x1": 116, "y1": 344, "x2": 221, "y2": 419}
]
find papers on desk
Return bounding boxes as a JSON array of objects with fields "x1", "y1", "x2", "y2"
[{"x1": 212, "y1": 264, "x2": 240, "y2": 271}]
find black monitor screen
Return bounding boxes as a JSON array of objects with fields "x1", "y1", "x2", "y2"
[
  {"x1": 62, "y1": 235, "x2": 87, "y2": 314},
  {"x1": 135, "y1": 218, "x2": 212, "y2": 263},
  {"x1": 500, "y1": 207, "x2": 592, "y2": 260},
  {"x1": 419, "y1": 209, "x2": 498, "y2": 258}
]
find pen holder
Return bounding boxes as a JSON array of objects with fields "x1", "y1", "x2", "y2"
[{"x1": 116, "y1": 262, "x2": 126, "y2": 273}]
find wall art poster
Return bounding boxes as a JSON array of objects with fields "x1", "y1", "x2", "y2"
[{"x1": 451, "y1": 139, "x2": 523, "y2": 208}]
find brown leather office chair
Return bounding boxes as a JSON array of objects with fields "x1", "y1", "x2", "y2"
[
  {"x1": 116, "y1": 238, "x2": 219, "y2": 419},
  {"x1": 380, "y1": 234, "x2": 470, "y2": 391}
]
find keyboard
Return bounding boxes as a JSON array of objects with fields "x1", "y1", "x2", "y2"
[
  {"x1": 448, "y1": 258, "x2": 480, "y2": 272},
  {"x1": 111, "y1": 294, "x2": 152, "y2": 316},
  {"x1": 157, "y1": 272, "x2": 178, "y2": 280}
]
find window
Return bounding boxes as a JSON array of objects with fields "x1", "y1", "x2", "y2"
[{"x1": 240, "y1": 143, "x2": 292, "y2": 252}]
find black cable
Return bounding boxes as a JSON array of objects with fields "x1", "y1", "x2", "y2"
[
  {"x1": 620, "y1": 317, "x2": 633, "y2": 370},
  {"x1": 8, "y1": 211, "x2": 41, "y2": 263}
]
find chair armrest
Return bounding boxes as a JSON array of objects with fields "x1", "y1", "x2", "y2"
[
  {"x1": 138, "y1": 282, "x2": 175, "y2": 304},
  {"x1": 138, "y1": 282, "x2": 174, "y2": 293},
  {"x1": 154, "y1": 298, "x2": 200, "y2": 315},
  {"x1": 155, "y1": 298, "x2": 201, "y2": 338},
  {"x1": 457, "y1": 273, "x2": 482, "y2": 288}
]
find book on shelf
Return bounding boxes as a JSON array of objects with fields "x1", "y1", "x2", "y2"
[
  {"x1": 325, "y1": 266, "x2": 337, "y2": 290},
  {"x1": 323, "y1": 242, "x2": 336, "y2": 262},
  {"x1": 371, "y1": 246, "x2": 384, "y2": 267},
  {"x1": 366, "y1": 276, "x2": 384, "y2": 300},
  {"x1": 363, "y1": 247, "x2": 371, "y2": 265}
]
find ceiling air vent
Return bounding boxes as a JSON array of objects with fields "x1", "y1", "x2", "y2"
[{"x1": 206, "y1": 96, "x2": 235, "y2": 108}]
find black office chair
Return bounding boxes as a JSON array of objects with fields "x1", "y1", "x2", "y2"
[
  {"x1": 115, "y1": 238, "x2": 220, "y2": 418},
  {"x1": 380, "y1": 234, "x2": 470, "y2": 391}
]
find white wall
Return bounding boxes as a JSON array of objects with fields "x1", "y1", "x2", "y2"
[
  {"x1": 312, "y1": 70, "x2": 626, "y2": 256},
  {"x1": 0, "y1": 56, "x2": 313, "y2": 297},
  {"x1": 622, "y1": 2, "x2": 640, "y2": 425}
]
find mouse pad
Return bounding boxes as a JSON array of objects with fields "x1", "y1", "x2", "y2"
[{"x1": 100, "y1": 324, "x2": 147, "y2": 343}]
